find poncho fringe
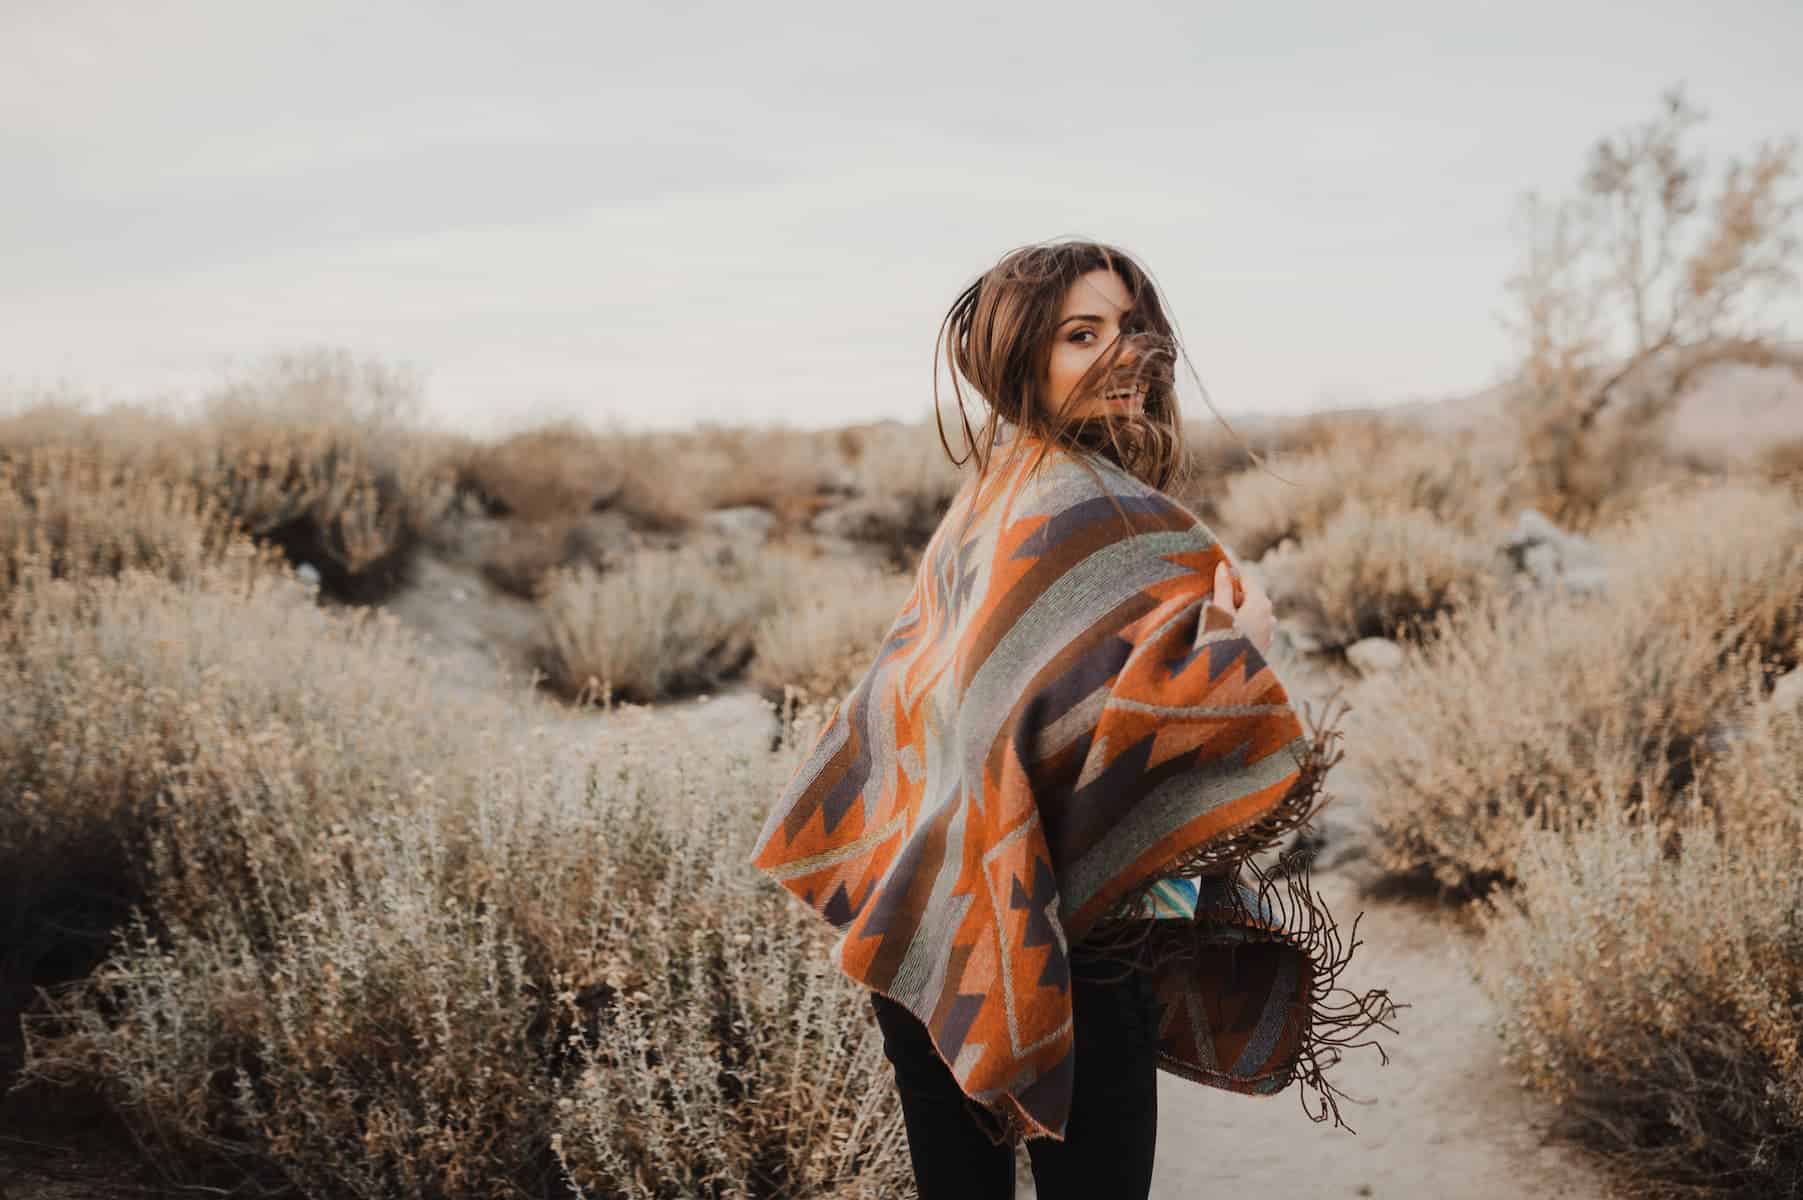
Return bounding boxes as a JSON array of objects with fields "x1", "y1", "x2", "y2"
[{"x1": 751, "y1": 428, "x2": 1399, "y2": 1147}]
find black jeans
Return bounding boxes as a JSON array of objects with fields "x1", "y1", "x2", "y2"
[{"x1": 867, "y1": 943, "x2": 1160, "y2": 1199}]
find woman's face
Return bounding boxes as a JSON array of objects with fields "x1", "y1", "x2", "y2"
[{"x1": 1041, "y1": 267, "x2": 1144, "y2": 422}]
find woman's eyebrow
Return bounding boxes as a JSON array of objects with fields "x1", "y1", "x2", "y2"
[{"x1": 1056, "y1": 313, "x2": 1111, "y2": 327}]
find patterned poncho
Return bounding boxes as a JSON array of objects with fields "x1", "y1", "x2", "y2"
[{"x1": 751, "y1": 423, "x2": 1395, "y2": 1145}]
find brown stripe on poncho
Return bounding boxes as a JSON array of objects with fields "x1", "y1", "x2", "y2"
[{"x1": 750, "y1": 426, "x2": 1398, "y2": 1146}]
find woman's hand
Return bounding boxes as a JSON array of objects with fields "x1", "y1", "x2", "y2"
[{"x1": 1214, "y1": 559, "x2": 1275, "y2": 656}]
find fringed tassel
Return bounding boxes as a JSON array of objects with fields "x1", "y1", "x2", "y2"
[
  {"x1": 1069, "y1": 689, "x2": 1404, "y2": 1132},
  {"x1": 1228, "y1": 840, "x2": 1403, "y2": 1132}
]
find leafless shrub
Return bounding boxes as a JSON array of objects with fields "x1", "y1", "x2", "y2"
[
  {"x1": 1355, "y1": 477, "x2": 1803, "y2": 895},
  {"x1": 1502, "y1": 85, "x2": 1803, "y2": 527},
  {"x1": 1262, "y1": 501, "x2": 1503, "y2": 649}
]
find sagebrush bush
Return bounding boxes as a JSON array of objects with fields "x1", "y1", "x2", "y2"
[
  {"x1": 1212, "y1": 424, "x2": 1507, "y2": 561},
  {"x1": 0, "y1": 551, "x2": 495, "y2": 972},
  {"x1": 747, "y1": 553, "x2": 914, "y2": 704},
  {"x1": 11, "y1": 569, "x2": 910, "y2": 1198},
  {"x1": 1261, "y1": 500, "x2": 1504, "y2": 649},
  {"x1": 536, "y1": 541, "x2": 804, "y2": 704},
  {"x1": 606, "y1": 423, "x2": 853, "y2": 533},
  {"x1": 844, "y1": 418, "x2": 965, "y2": 536},
  {"x1": 547, "y1": 710, "x2": 910, "y2": 1198},
  {"x1": 1473, "y1": 693, "x2": 1803, "y2": 1197},
  {"x1": 453, "y1": 421, "x2": 629, "y2": 524},
  {"x1": 1, "y1": 354, "x2": 464, "y2": 604},
  {"x1": 0, "y1": 446, "x2": 275, "y2": 596},
  {"x1": 1125, "y1": 409, "x2": 1390, "y2": 528},
  {"x1": 1759, "y1": 437, "x2": 1803, "y2": 493},
  {"x1": 1354, "y1": 477, "x2": 1803, "y2": 894}
]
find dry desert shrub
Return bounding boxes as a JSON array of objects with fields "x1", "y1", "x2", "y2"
[
  {"x1": 608, "y1": 422, "x2": 852, "y2": 532},
  {"x1": 1758, "y1": 436, "x2": 1803, "y2": 492},
  {"x1": 747, "y1": 551, "x2": 915, "y2": 704},
  {"x1": 0, "y1": 394, "x2": 195, "y2": 468},
  {"x1": 198, "y1": 420, "x2": 457, "y2": 602},
  {"x1": 1212, "y1": 423, "x2": 1507, "y2": 561},
  {"x1": 455, "y1": 421, "x2": 628, "y2": 523},
  {"x1": 0, "y1": 446, "x2": 279, "y2": 596},
  {"x1": 11, "y1": 572, "x2": 910, "y2": 1197},
  {"x1": 547, "y1": 707, "x2": 910, "y2": 1198},
  {"x1": 1134, "y1": 409, "x2": 1389, "y2": 526},
  {"x1": 0, "y1": 551, "x2": 496, "y2": 974},
  {"x1": 1473, "y1": 695, "x2": 1803, "y2": 1197},
  {"x1": 196, "y1": 350, "x2": 461, "y2": 600},
  {"x1": 845, "y1": 418, "x2": 966, "y2": 525},
  {"x1": 536, "y1": 541, "x2": 788, "y2": 704},
  {"x1": 1261, "y1": 500, "x2": 1504, "y2": 649},
  {"x1": 1354, "y1": 477, "x2": 1803, "y2": 895},
  {"x1": 2, "y1": 353, "x2": 464, "y2": 604}
]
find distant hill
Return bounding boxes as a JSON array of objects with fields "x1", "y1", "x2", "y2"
[{"x1": 1315, "y1": 357, "x2": 1803, "y2": 461}]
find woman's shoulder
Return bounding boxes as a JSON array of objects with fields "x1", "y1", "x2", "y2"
[{"x1": 1028, "y1": 445, "x2": 1211, "y2": 539}]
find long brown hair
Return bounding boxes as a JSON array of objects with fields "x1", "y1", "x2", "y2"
[{"x1": 931, "y1": 238, "x2": 1259, "y2": 535}]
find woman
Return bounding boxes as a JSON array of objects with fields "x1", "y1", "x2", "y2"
[{"x1": 751, "y1": 240, "x2": 1395, "y2": 1200}]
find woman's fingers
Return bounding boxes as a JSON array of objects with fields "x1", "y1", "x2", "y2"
[{"x1": 1214, "y1": 561, "x2": 1235, "y2": 612}]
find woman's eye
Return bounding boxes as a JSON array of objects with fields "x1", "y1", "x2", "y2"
[{"x1": 1070, "y1": 330, "x2": 1095, "y2": 344}]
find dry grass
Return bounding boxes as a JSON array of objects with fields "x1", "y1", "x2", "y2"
[
  {"x1": 7, "y1": 562, "x2": 910, "y2": 1197},
  {"x1": 1212, "y1": 423, "x2": 1508, "y2": 562},
  {"x1": 1261, "y1": 501, "x2": 1505, "y2": 649},
  {"x1": 1353, "y1": 477, "x2": 1803, "y2": 895},
  {"x1": 1472, "y1": 691, "x2": 1803, "y2": 1197}
]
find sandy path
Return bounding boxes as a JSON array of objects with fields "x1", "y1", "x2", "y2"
[{"x1": 1139, "y1": 870, "x2": 1614, "y2": 1199}]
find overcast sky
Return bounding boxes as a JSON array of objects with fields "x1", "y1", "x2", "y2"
[{"x1": 3, "y1": 0, "x2": 1800, "y2": 437}]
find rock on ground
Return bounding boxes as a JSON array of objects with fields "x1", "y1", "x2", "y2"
[{"x1": 1345, "y1": 637, "x2": 1404, "y2": 677}]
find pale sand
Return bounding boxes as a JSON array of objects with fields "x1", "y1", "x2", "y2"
[{"x1": 1140, "y1": 869, "x2": 1614, "y2": 1199}]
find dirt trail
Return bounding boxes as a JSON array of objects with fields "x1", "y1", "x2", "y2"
[{"x1": 1141, "y1": 869, "x2": 1613, "y2": 1199}]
